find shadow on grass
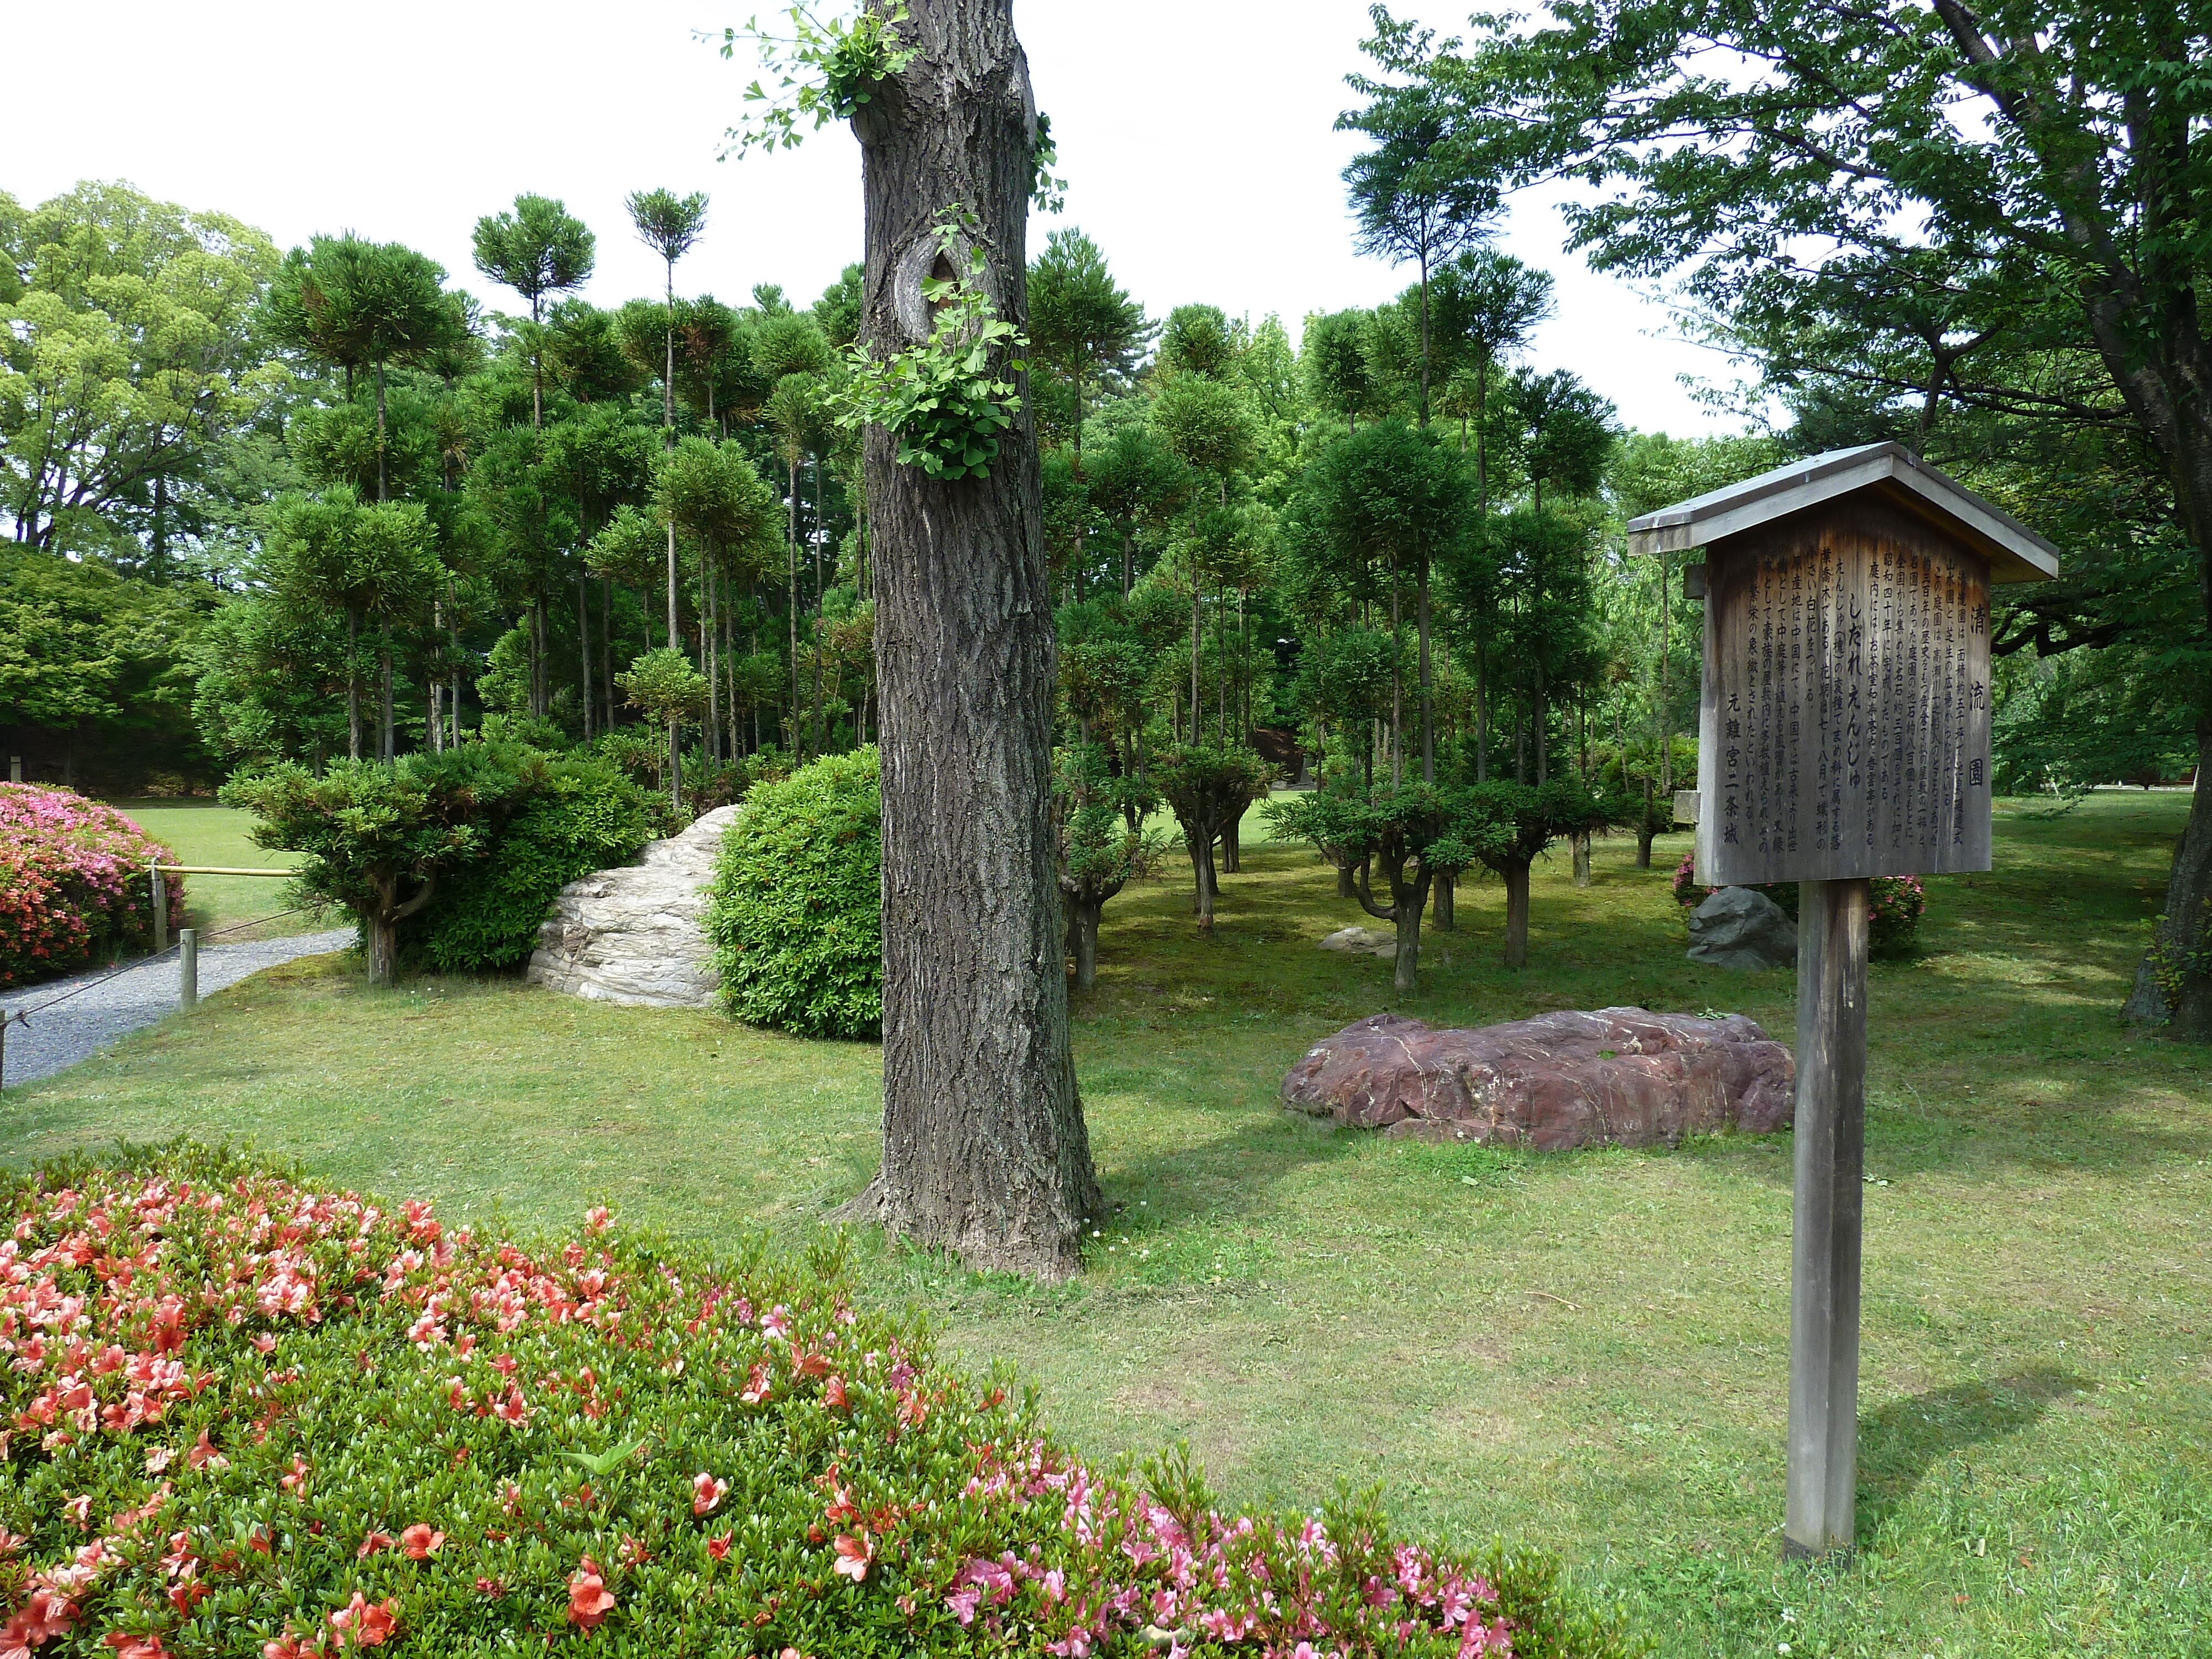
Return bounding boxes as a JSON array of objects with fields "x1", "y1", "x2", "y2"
[
  {"x1": 1855, "y1": 1366, "x2": 2088, "y2": 1541},
  {"x1": 1095, "y1": 1110, "x2": 1359, "y2": 1233}
]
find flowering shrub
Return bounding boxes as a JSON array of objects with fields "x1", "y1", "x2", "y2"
[
  {"x1": 1672, "y1": 853, "x2": 1926, "y2": 956},
  {"x1": 0, "y1": 788, "x2": 180, "y2": 990},
  {"x1": 0, "y1": 1148, "x2": 1632, "y2": 1658}
]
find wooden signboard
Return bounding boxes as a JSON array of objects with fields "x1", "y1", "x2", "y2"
[
  {"x1": 1697, "y1": 496, "x2": 1993, "y2": 887},
  {"x1": 1630, "y1": 443, "x2": 2056, "y2": 1559}
]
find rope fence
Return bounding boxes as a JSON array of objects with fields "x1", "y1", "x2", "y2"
[{"x1": 0, "y1": 857, "x2": 314, "y2": 1091}]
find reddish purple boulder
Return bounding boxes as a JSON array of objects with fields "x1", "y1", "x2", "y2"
[{"x1": 1281, "y1": 1008, "x2": 1794, "y2": 1149}]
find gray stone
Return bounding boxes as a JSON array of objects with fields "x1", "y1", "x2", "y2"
[
  {"x1": 525, "y1": 806, "x2": 739, "y2": 1008},
  {"x1": 1687, "y1": 885, "x2": 1798, "y2": 971},
  {"x1": 1319, "y1": 925, "x2": 1396, "y2": 959}
]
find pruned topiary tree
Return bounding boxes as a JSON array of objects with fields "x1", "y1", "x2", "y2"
[
  {"x1": 1270, "y1": 781, "x2": 1503, "y2": 992},
  {"x1": 225, "y1": 747, "x2": 550, "y2": 987},
  {"x1": 1463, "y1": 775, "x2": 1615, "y2": 968},
  {"x1": 1055, "y1": 743, "x2": 1161, "y2": 989},
  {"x1": 616, "y1": 648, "x2": 709, "y2": 815},
  {"x1": 1154, "y1": 743, "x2": 1273, "y2": 934}
]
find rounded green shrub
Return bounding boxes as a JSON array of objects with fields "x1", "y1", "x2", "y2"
[
  {"x1": 408, "y1": 752, "x2": 655, "y2": 973},
  {"x1": 706, "y1": 746, "x2": 881, "y2": 1037}
]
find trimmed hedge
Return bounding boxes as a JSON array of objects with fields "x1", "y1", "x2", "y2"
[
  {"x1": 705, "y1": 748, "x2": 881, "y2": 1039},
  {"x1": 0, "y1": 787, "x2": 180, "y2": 989},
  {"x1": 0, "y1": 1147, "x2": 1635, "y2": 1657},
  {"x1": 406, "y1": 754, "x2": 655, "y2": 974}
]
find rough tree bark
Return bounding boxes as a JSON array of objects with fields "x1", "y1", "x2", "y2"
[
  {"x1": 2125, "y1": 718, "x2": 2212, "y2": 1036},
  {"x1": 1500, "y1": 860, "x2": 1531, "y2": 968},
  {"x1": 835, "y1": 0, "x2": 1100, "y2": 1280},
  {"x1": 363, "y1": 872, "x2": 435, "y2": 989}
]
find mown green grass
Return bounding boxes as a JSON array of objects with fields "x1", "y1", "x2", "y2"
[
  {"x1": 107, "y1": 797, "x2": 311, "y2": 941},
  {"x1": 10, "y1": 793, "x2": 2208, "y2": 1657}
]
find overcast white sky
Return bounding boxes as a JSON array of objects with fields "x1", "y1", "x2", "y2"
[{"x1": 10, "y1": 0, "x2": 1745, "y2": 435}]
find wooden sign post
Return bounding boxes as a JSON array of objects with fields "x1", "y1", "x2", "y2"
[{"x1": 1629, "y1": 442, "x2": 2057, "y2": 1557}]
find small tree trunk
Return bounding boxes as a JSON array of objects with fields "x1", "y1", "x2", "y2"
[
  {"x1": 1392, "y1": 899, "x2": 1423, "y2": 994},
  {"x1": 1072, "y1": 900, "x2": 1100, "y2": 990},
  {"x1": 840, "y1": 0, "x2": 1099, "y2": 1282},
  {"x1": 366, "y1": 910, "x2": 399, "y2": 988},
  {"x1": 579, "y1": 573, "x2": 594, "y2": 743},
  {"x1": 1572, "y1": 830, "x2": 1591, "y2": 888},
  {"x1": 1187, "y1": 827, "x2": 1219, "y2": 930},
  {"x1": 1418, "y1": 558, "x2": 1434, "y2": 784},
  {"x1": 1636, "y1": 780, "x2": 1656, "y2": 870},
  {"x1": 1433, "y1": 870, "x2": 1455, "y2": 930},
  {"x1": 346, "y1": 609, "x2": 361, "y2": 762},
  {"x1": 1503, "y1": 860, "x2": 1531, "y2": 968},
  {"x1": 379, "y1": 643, "x2": 395, "y2": 763}
]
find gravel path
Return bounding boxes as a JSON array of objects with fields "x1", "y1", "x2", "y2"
[{"x1": 0, "y1": 930, "x2": 356, "y2": 1091}]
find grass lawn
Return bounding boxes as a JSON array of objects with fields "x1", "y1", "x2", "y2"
[
  {"x1": 107, "y1": 796, "x2": 314, "y2": 941},
  {"x1": 9, "y1": 793, "x2": 2208, "y2": 1657}
]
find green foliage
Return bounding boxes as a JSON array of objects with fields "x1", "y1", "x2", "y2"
[
  {"x1": 408, "y1": 752, "x2": 654, "y2": 973},
  {"x1": 1150, "y1": 375, "x2": 1258, "y2": 483},
  {"x1": 705, "y1": 747, "x2": 881, "y2": 1038},
  {"x1": 623, "y1": 190, "x2": 708, "y2": 274},
  {"x1": 0, "y1": 181, "x2": 279, "y2": 555},
  {"x1": 189, "y1": 593, "x2": 348, "y2": 770},
  {"x1": 1026, "y1": 228, "x2": 1152, "y2": 446},
  {"x1": 1056, "y1": 743, "x2": 1161, "y2": 900},
  {"x1": 836, "y1": 215, "x2": 1026, "y2": 481},
  {"x1": 221, "y1": 745, "x2": 551, "y2": 954},
  {"x1": 1159, "y1": 304, "x2": 1240, "y2": 380},
  {"x1": 262, "y1": 234, "x2": 465, "y2": 388},
  {"x1": 0, "y1": 547, "x2": 210, "y2": 763},
  {"x1": 617, "y1": 647, "x2": 709, "y2": 731},
  {"x1": 1463, "y1": 775, "x2": 1614, "y2": 875},
  {"x1": 471, "y1": 194, "x2": 595, "y2": 320},
  {"x1": 720, "y1": 2, "x2": 918, "y2": 154}
]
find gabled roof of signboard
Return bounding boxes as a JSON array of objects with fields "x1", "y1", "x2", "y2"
[{"x1": 1624, "y1": 441, "x2": 2060, "y2": 583}]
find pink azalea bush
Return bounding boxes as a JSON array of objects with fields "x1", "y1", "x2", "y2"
[
  {"x1": 0, "y1": 1149, "x2": 1632, "y2": 1658},
  {"x1": 1671, "y1": 852, "x2": 1926, "y2": 956},
  {"x1": 0, "y1": 788, "x2": 182, "y2": 990}
]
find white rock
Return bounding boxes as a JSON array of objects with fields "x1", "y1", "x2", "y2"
[
  {"x1": 525, "y1": 806, "x2": 741, "y2": 1008},
  {"x1": 1319, "y1": 925, "x2": 1397, "y2": 959}
]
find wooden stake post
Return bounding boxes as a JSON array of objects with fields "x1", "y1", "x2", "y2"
[{"x1": 1629, "y1": 444, "x2": 2057, "y2": 1557}]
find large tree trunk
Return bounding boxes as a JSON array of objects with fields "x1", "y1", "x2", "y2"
[
  {"x1": 838, "y1": 0, "x2": 1099, "y2": 1280},
  {"x1": 2126, "y1": 719, "x2": 2212, "y2": 1035}
]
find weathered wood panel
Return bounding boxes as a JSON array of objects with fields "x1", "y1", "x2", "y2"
[{"x1": 1695, "y1": 498, "x2": 1992, "y2": 886}]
